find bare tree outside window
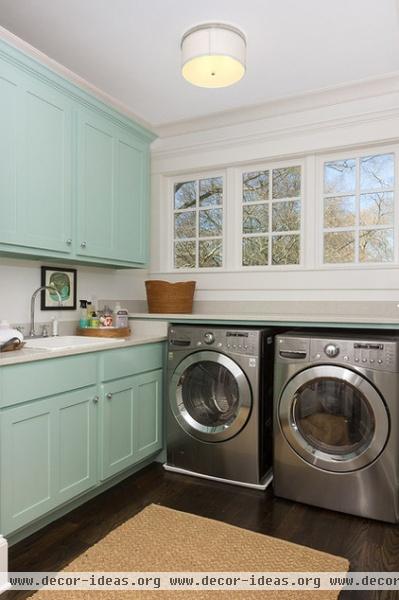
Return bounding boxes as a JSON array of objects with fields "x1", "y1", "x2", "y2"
[
  {"x1": 173, "y1": 176, "x2": 223, "y2": 269},
  {"x1": 242, "y1": 165, "x2": 301, "y2": 266},
  {"x1": 323, "y1": 153, "x2": 394, "y2": 264}
]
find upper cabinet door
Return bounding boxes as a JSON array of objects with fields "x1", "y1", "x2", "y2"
[
  {"x1": 76, "y1": 109, "x2": 117, "y2": 260},
  {"x1": 114, "y1": 130, "x2": 148, "y2": 264},
  {"x1": 0, "y1": 60, "x2": 19, "y2": 247},
  {"x1": 0, "y1": 58, "x2": 73, "y2": 254},
  {"x1": 77, "y1": 110, "x2": 149, "y2": 264},
  {"x1": 19, "y1": 77, "x2": 73, "y2": 253}
]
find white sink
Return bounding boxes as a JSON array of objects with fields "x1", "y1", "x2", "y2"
[{"x1": 25, "y1": 335, "x2": 125, "y2": 351}]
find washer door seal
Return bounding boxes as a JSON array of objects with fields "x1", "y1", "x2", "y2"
[
  {"x1": 279, "y1": 365, "x2": 389, "y2": 472},
  {"x1": 170, "y1": 350, "x2": 252, "y2": 442}
]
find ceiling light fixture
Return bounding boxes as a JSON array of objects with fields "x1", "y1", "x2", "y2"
[{"x1": 181, "y1": 23, "x2": 246, "y2": 89}]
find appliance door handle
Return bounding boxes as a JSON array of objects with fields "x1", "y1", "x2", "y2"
[{"x1": 279, "y1": 351, "x2": 307, "y2": 359}]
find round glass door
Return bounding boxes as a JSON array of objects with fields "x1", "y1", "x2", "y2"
[
  {"x1": 279, "y1": 365, "x2": 389, "y2": 472},
  {"x1": 170, "y1": 351, "x2": 252, "y2": 442}
]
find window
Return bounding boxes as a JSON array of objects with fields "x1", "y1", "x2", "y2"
[
  {"x1": 241, "y1": 165, "x2": 301, "y2": 266},
  {"x1": 322, "y1": 152, "x2": 395, "y2": 264},
  {"x1": 173, "y1": 176, "x2": 223, "y2": 269}
]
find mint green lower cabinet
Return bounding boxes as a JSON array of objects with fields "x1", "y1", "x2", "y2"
[
  {"x1": 101, "y1": 376, "x2": 136, "y2": 480},
  {"x1": 100, "y1": 369, "x2": 163, "y2": 480},
  {"x1": 0, "y1": 386, "x2": 97, "y2": 535},
  {"x1": 1, "y1": 398, "x2": 54, "y2": 534},
  {"x1": 135, "y1": 370, "x2": 163, "y2": 462},
  {"x1": 55, "y1": 388, "x2": 98, "y2": 504},
  {"x1": 0, "y1": 343, "x2": 165, "y2": 538}
]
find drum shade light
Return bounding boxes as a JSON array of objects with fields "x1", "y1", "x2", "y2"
[{"x1": 181, "y1": 23, "x2": 246, "y2": 88}]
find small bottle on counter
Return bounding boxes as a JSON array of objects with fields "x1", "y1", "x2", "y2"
[
  {"x1": 79, "y1": 300, "x2": 89, "y2": 328},
  {"x1": 90, "y1": 311, "x2": 100, "y2": 328},
  {"x1": 86, "y1": 301, "x2": 93, "y2": 322},
  {"x1": 114, "y1": 303, "x2": 129, "y2": 328}
]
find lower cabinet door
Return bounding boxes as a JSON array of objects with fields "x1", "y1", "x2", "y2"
[
  {"x1": 134, "y1": 369, "x2": 163, "y2": 462},
  {"x1": 101, "y1": 377, "x2": 136, "y2": 480},
  {"x1": 1, "y1": 398, "x2": 55, "y2": 535},
  {"x1": 100, "y1": 369, "x2": 163, "y2": 480},
  {"x1": 0, "y1": 386, "x2": 98, "y2": 535},
  {"x1": 54, "y1": 387, "x2": 98, "y2": 504}
]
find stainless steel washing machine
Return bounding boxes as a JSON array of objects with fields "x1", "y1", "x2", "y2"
[
  {"x1": 165, "y1": 325, "x2": 274, "y2": 489},
  {"x1": 274, "y1": 331, "x2": 399, "y2": 522}
]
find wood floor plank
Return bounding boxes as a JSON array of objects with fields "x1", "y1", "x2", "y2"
[{"x1": 4, "y1": 463, "x2": 399, "y2": 600}]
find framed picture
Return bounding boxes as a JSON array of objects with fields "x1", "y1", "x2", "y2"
[{"x1": 41, "y1": 266, "x2": 77, "y2": 310}]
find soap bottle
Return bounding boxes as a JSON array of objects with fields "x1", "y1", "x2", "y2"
[
  {"x1": 86, "y1": 301, "x2": 93, "y2": 323},
  {"x1": 114, "y1": 303, "x2": 129, "y2": 328},
  {"x1": 79, "y1": 300, "x2": 88, "y2": 328},
  {"x1": 90, "y1": 311, "x2": 100, "y2": 328}
]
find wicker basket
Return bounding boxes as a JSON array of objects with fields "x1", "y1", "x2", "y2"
[{"x1": 145, "y1": 280, "x2": 196, "y2": 314}]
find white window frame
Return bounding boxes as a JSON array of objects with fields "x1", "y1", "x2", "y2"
[
  {"x1": 234, "y1": 158, "x2": 305, "y2": 271},
  {"x1": 316, "y1": 144, "x2": 399, "y2": 269},
  {"x1": 168, "y1": 169, "x2": 227, "y2": 272}
]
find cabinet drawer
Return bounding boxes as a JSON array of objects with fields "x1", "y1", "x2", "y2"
[
  {"x1": 101, "y1": 343, "x2": 164, "y2": 382},
  {"x1": 0, "y1": 354, "x2": 97, "y2": 408}
]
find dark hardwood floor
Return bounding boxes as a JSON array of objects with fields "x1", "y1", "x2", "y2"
[{"x1": 5, "y1": 463, "x2": 399, "y2": 599}]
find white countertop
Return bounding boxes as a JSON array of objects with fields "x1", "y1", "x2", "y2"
[
  {"x1": 128, "y1": 312, "x2": 399, "y2": 326},
  {"x1": 0, "y1": 320, "x2": 168, "y2": 367}
]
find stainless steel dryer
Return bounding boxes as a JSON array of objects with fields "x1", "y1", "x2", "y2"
[
  {"x1": 165, "y1": 325, "x2": 274, "y2": 489},
  {"x1": 274, "y1": 331, "x2": 399, "y2": 522}
]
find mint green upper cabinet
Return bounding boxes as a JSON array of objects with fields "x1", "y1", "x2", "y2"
[
  {"x1": 0, "y1": 40, "x2": 155, "y2": 267},
  {"x1": 0, "y1": 58, "x2": 73, "y2": 254},
  {"x1": 20, "y1": 77, "x2": 73, "y2": 253},
  {"x1": 77, "y1": 109, "x2": 116, "y2": 260},
  {"x1": 77, "y1": 109, "x2": 148, "y2": 264},
  {"x1": 0, "y1": 60, "x2": 19, "y2": 246},
  {"x1": 114, "y1": 130, "x2": 148, "y2": 263}
]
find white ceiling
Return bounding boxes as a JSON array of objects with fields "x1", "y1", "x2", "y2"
[{"x1": 0, "y1": 0, "x2": 399, "y2": 127}]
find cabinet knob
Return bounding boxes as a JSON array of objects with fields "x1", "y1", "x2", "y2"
[
  {"x1": 81, "y1": 241, "x2": 87, "y2": 248},
  {"x1": 93, "y1": 396, "x2": 99, "y2": 404},
  {"x1": 66, "y1": 239, "x2": 72, "y2": 246},
  {"x1": 107, "y1": 393, "x2": 112, "y2": 400}
]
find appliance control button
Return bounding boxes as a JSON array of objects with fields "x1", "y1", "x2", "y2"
[
  {"x1": 197, "y1": 341, "x2": 202, "y2": 346},
  {"x1": 315, "y1": 353, "x2": 321, "y2": 359},
  {"x1": 370, "y1": 358, "x2": 375, "y2": 363},
  {"x1": 362, "y1": 358, "x2": 367, "y2": 363},
  {"x1": 325, "y1": 344, "x2": 339, "y2": 358},
  {"x1": 203, "y1": 332, "x2": 215, "y2": 345},
  {"x1": 354, "y1": 358, "x2": 359, "y2": 362},
  {"x1": 378, "y1": 359, "x2": 383, "y2": 364},
  {"x1": 344, "y1": 355, "x2": 349, "y2": 361},
  {"x1": 217, "y1": 342, "x2": 222, "y2": 348}
]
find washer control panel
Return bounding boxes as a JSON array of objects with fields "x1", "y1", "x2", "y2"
[{"x1": 168, "y1": 327, "x2": 261, "y2": 356}]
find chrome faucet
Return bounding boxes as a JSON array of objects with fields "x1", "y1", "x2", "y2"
[{"x1": 29, "y1": 286, "x2": 62, "y2": 338}]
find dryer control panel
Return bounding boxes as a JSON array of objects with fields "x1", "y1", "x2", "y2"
[
  {"x1": 310, "y1": 339, "x2": 397, "y2": 371},
  {"x1": 276, "y1": 334, "x2": 399, "y2": 372}
]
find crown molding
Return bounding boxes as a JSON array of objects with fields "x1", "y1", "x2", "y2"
[
  {"x1": 154, "y1": 71, "x2": 399, "y2": 138},
  {"x1": 0, "y1": 25, "x2": 155, "y2": 134}
]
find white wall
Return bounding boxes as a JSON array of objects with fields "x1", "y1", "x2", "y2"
[
  {"x1": 150, "y1": 74, "x2": 399, "y2": 303},
  {"x1": 0, "y1": 257, "x2": 147, "y2": 325}
]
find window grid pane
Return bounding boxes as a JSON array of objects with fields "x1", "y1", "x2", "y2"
[
  {"x1": 322, "y1": 153, "x2": 395, "y2": 265},
  {"x1": 173, "y1": 176, "x2": 223, "y2": 269},
  {"x1": 242, "y1": 165, "x2": 301, "y2": 266}
]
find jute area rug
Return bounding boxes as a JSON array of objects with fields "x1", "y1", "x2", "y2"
[{"x1": 32, "y1": 504, "x2": 349, "y2": 599}]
